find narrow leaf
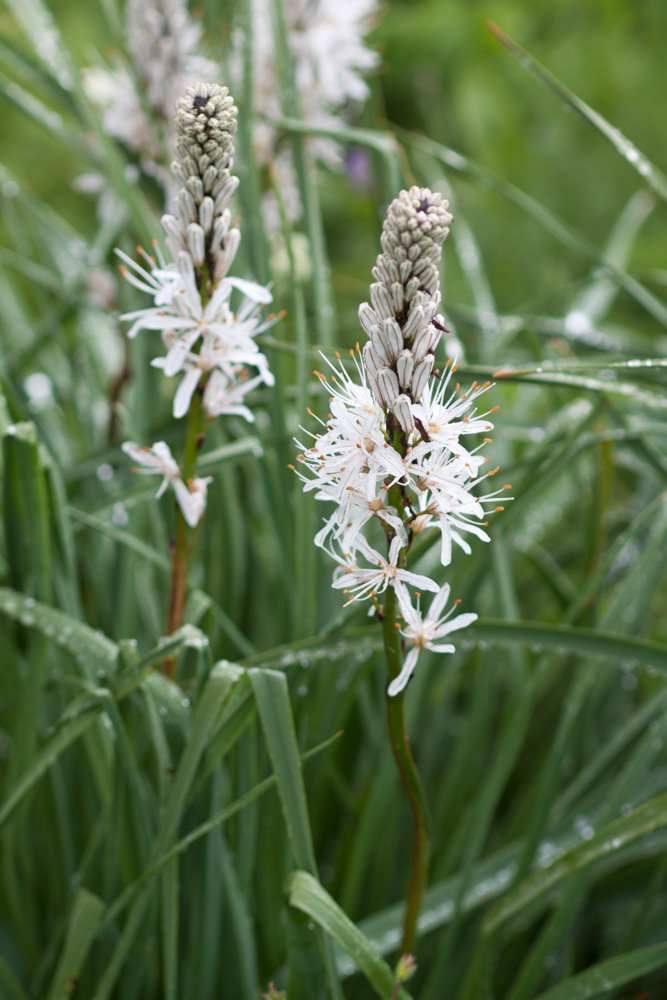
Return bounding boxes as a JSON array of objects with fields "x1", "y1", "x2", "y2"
[
  {"x1": 288, "y1": 871, "x2": 412, "y2": 1000},
  {"x1": 0, "y1": 705, "x2": 101, "y2": 830},
  {"x1": 0, "y1": 587, "x2": 118, "y2": 669},
  {"x1": 250, "y1": 669, "x2": 341, "y2": 998},
  {"x1": 248, "y1": 669, "x2": 317, "y2": 872},
  {"x1": 487, "y1": 20, "x2": 667, "y2": 202},
  {"x1": 483, "y1": 790, "x2": 667, "y2": 937},
  {"x1": 46, "y1": 889, "x2": 105, "y2": 1000},
  {"x1": 530, "y1": 941, "x2": 667, "y2": 1000}
]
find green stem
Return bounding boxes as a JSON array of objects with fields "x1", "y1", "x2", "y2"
[
  {"x1": 165, "y1": 391, "x2": 204, "y2": 653},
  {"x1": 382, "y1": 582, "x2": 430, "y2": 956}
]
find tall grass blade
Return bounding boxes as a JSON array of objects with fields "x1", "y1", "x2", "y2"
[
  {"x1": 287, "y1": 871, "x2": 413, "y2": 1000},
  {"x1": 530, "y1": 940, "x2": 667, "y2": 1000},
  {"x1": 487, "y1": 20, "x2": 667, "y2": 202},
  {"x1": 45, "y1": 889, "x2": 105, "y2": 1000}
]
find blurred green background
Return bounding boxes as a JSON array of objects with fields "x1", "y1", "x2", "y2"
[
  {"x1": 2, "y1": 0, "x2": 667, "y2": 320},
  {"x1": 2, "y1": 2, "x2": 667, "y2": 997}
]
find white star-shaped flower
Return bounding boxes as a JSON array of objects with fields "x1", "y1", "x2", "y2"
[
  {"x1": 122, "y1": 440, "x2": 212, "y2": 527},
  {"x1": 120, "y1": 251, "x2": 273, "y2": 376},
  {"x1": 387, "y1": 583, "x2": 478, "y2": 696},
  {"x1": 331, "y1": 536, "x2": 439, "y2": 606}
]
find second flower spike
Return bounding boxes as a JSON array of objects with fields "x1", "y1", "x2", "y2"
[
  {"x1": 117, "y1": 83, "x2": 277, "y2": 637},
  {"x1": 295, "y1": 186, "x2": 509, "y2": 693}
]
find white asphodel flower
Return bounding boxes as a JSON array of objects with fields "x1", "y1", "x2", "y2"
[
  {"x1": 293, "y1": 350, "x2": 405, "y2": 511},
  {"x1": 314, "y1": 485, "x2": 406, "y2": 552},
  {"x1": 152, "y1": 313, "x2": 276, "y2": 419},
  {"x1": 116, "y1": 245, "x2": 182, "y2": 307},
  {"x1": 411, "y1": 364, "x2": 496, "y2": 469},
  {"x1": 120, "y1": 251, "x2": 273, "y2": 374},
  {"x1": 121, "y1": 440, "x2": 180, "y2": 495},
  {"x1": 172, "y1": 475, "x2": 213, "y2": 528},
  {"x1": 331, "y1": 536, "x2": 439, "y2": 606},
  {"x1": 405, "y1": 449, "x2": 504, "y2": 566},
  {"x1": 387, "y1": 583, "x2": 478, "y2": 696},
  {"x1": 122, "y1": 440, "x2": 212, "y2": 527}
]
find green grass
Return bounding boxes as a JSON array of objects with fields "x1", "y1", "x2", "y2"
[{"x1": 1, "y1": 0, "x2": 667, "y2": 997}]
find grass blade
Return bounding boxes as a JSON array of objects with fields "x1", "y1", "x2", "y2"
[
  {"x1": 487, "y1": 20, "x2": 667, "y2": 202},
  {"x1": 249, "y1": 668, "x2": 341, "y2": 998},
  {"x1": 530, "y1": 941, "x2": 667, "y2": 1000},
  {"x1": 45, "y1": 889, "x2": 105, "y2": 1000},
  {"x1": 483, "y1": 790, "x2": 667, "y2": 937},
  {"x1": 249, "y1": 669, "x2": 318, "y2": 872},
  {"x1": 287, "y1": 871, "x2": 413, "y2": 1000},
  {"x1": 0, "y1": 587, "x2": 118, "y2": 670}
]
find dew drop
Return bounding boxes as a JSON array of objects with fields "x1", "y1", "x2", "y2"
[
  {"x1": 112, "y1": 503, "x2": 129, "y2": 527},
  {"x1": 24, "y1": 372, "x2": 54, "y2": 410},
  {"x1": 574, "y1": 815, "x2": 595, "y2": 840},
  {"x1": 96, "y1": 463, "x2": 114, "y2": 482}
]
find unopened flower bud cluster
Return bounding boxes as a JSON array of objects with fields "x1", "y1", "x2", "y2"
[
  {"x1": 295, "y1": 187, "x2": 511, "y2": 695},
  {"x1": 120, "y1": 84, "x2": 276, "y2": 528},
  {"x1": 163, "y1": 84, "x2": 240, "y2": 281},
  {"x1": 360, "y1": 188, "x2": 452, "y2": 435}
]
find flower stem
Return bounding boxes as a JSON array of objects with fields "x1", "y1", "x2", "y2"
[
  {"x1": 382, "y1": 582, "x2": 430, "y2": 956},
  {"x1": 165, "y1": 390, "x2": 204, "y2": 655}
]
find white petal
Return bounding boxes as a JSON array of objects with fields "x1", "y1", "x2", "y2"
[
  {"x1": 164, "y1": 330, "x2": 201, "y2": 376},
  {"x1": 429, "y1": 583, "x2": 452, "y2": 621},
  {"x1": 393, "y1": 580, "x2": 416, "y2": 622},
  {"x1": 227, "y1": 275, "x2": 272, "y2": 304},
  {"x1": 151, "y1": 441, "x2": 177, "y2": 468},
  {"x1": 428, "y1": 642, "x2": 456, "y2": 654},
  {"x1": 397, "y1": 569, "x2": 440, "y2": 593},
  {"x1": 121, "y1": 441, "x2": 149, "y2": 464},
  {"x1": 173, "y1": 368, "x2": 201, "y2": 418},
  {"x1": 387, "y1": 648, "x2": 420, "y2": 697},
  {"x1": 436, "y1": 612, "x2": 478, "y2": 637},
  {"x1": 173, "y1": 477, "x2": 211, "y2": 527},
  {"x1": 439, "y1": 523, "x2": 453, "y2": 566}
]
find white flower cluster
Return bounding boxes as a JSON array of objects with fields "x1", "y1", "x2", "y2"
[
  {"x1": 231, "y1": 0, "x2": 381, "y2": 227},
  {"x1": 83, "y1": 0, "x2": 217, "y2": 190},
  {"x1": 295, "y1": 188, "x2": 510, "y2": 694},
  {"x1": 121, "y1": 84, "x2": 275, "y2": 527}
]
